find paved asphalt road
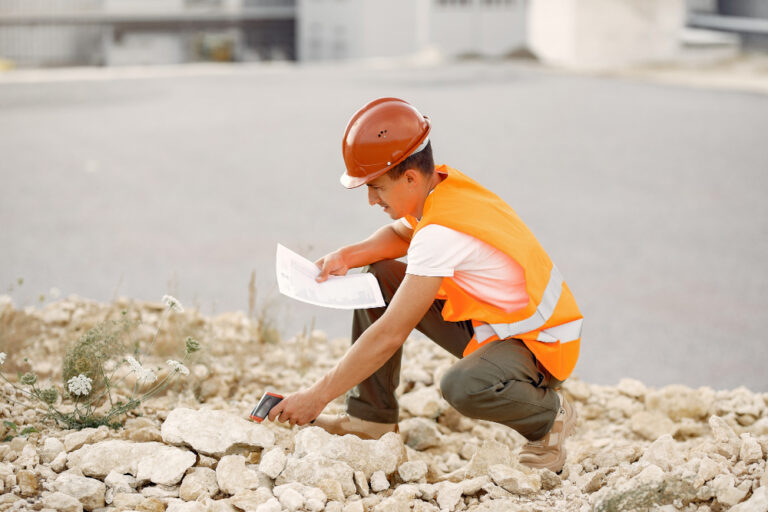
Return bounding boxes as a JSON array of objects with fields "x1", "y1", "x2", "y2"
[{"x1": 1, "y1": 61, "x2": 766, "y2": 391}]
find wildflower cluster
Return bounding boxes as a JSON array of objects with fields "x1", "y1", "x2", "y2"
[
  {"x1": 0, "y1": 294, "x2": 203, "y2": 430},
  {"x1": 166, "y1": 360, "x2": 190, "y2": 376},
  {"x1": 125, "y1": 356, "x2": 157, "y2": 384},
  {"x1": 67, "y1": 374, "x2": 92, "y2": 396}
]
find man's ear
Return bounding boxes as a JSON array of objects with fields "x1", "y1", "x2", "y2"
[{"x1": 403, "y1": 168, "x2": 418, "y2": 184}]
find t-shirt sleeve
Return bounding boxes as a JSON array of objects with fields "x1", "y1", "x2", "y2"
[{"x1": 405, "y1": 225, "x2": 477, "y2": 277}]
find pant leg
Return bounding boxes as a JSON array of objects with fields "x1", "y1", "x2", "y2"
[
  {"x1": 440, "y1": 338, "x2": 561, "y2": 441},
  {"x1": 346, "y1": 259, "x2": 474, "y2": 423}
]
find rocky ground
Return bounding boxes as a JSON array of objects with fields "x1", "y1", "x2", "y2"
[{"x1": 0, "y1": 296, "x2": 767, "y2": 512}]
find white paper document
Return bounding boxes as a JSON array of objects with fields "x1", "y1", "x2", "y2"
[{"x1": 275, "y1": 244, "x2": 385, "y2": 310}]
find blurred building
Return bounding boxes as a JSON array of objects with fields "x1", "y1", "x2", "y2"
[
  {"x1": 297, "y1": 0, "x2": 528, "y2": 62},
  {"x1": 0, "y1": 0, "x2": 766, "y2": 68},
  {"x1": 0, "y1": 0, "x2": 296, "y2": 67}
]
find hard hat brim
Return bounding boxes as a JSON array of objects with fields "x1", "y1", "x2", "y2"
[{"x1": 339, "y1": 167, "x2": 391, "y2": 189}]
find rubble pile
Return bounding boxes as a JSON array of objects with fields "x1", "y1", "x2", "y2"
[{"x1": 0, "y1": 296, "x2": 766, "y2": 511}]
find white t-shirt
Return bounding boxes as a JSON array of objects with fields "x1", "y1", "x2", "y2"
[{"x1": 400, "y1": 218, "x2": 529, "y2": 313}]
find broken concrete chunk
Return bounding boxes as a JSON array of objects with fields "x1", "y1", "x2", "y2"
[
  {"x1": 161, "y1": 407, "x2": 274, "y2": 457},
  {"x1": 216, "y1": 454, "x2": 261, "y2": 495},
  {"x1": 259, "y1": 447, "x2": 287, "y2": 479},
  {"x1": 398, "y1": 461, "x2": 428, "y2": 483},
  {"x1": 370, "y1": 471, "x2": 390, "y2": 492},
  {"x1": 292, "y1": 427, "x2": 404, "y2": 478}
]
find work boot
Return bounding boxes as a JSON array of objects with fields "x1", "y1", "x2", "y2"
[
  {"x1": 518, "y1": 391, "x2": 577, "y2": 473},
  {"x1": 310, "y1": 414, "x2": 399, "y2": 440}
]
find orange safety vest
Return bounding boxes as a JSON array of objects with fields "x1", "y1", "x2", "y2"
[{"x1": 405, "y1": 165, "x2": 582, "y2": 381}]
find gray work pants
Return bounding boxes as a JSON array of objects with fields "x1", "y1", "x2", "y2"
[{"x1": 345, "y1": 260, "x2": 563, "y2": 441}]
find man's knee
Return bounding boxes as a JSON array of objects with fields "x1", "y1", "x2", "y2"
[{"x1": 440, "y1": 364, "x2": 484, "y2": 417}]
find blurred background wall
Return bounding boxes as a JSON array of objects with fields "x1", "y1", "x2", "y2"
[{"x1": 0, "y1": 0, "x2": 766, "y2": 69}]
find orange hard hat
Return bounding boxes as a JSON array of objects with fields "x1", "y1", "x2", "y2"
[{"x1": 340, "y1": 97, "x2": 431, "y2": 189}]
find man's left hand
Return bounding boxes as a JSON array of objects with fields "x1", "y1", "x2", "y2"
[{"x1": 267, "y1": 388, "x2": 327, "y2": 426}]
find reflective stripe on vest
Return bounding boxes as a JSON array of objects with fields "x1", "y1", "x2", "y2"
[
  {"x1": 489, "y1": 264, "x2": 563, "y2": 339},
  {"x1": 471, "y1": 265, "x2": 582, "y2": 345}
]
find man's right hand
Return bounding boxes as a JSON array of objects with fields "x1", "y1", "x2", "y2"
[{"x1": 315, "y1": 250, "x2": 349, "y2": 282}]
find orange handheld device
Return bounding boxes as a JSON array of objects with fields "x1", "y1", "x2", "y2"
[{"x1": 249, "y1": 391, "x2": 284, "y2": 423}]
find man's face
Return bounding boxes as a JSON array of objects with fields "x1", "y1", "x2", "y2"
[{"x1": 366, "y1": 171, "x2": 416, "y2": 220}]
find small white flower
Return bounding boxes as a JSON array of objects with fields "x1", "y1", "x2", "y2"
[
  {"x1": 166, "y1": 360, "x2": 190, "y2": 376},
  {"x1": 67, "y1": 374, "x2": 92, "y2": 396},
  {"x1": 125, "y1": 355, "x2": 143, "y2": 373},
  {"x1": 138, "y1": 368, "x2": 157, "y2": 384},
  {"x1": 162, "y1": 294, "x2": 184, "y2": 313},
  {"x1": 0, "y1": 352, "x2": 6, "y2": 366},
  {"x1": 126, "y1": 355, "x2": 157, "y2": 384}
]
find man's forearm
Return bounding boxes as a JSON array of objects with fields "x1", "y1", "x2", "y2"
[
  {"x1": 339, "y1": 224, "x2": 410, "y2": 269},
  {"x1": 311, "y1": 319, "x2": 404, "y2": 404}
]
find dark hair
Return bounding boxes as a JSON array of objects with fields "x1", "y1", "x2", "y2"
[{"x1": 386, "y1": 140, "x2": 434, "y2": 180}]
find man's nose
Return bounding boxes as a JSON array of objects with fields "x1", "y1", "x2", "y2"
[{"x1": 368, "y1": 187, "x2": 378, "y2": 206}]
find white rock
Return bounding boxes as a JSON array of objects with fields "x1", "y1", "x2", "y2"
[
  {"x1": 161, "y1": 407, "x2": 274, "y2": 457},
  {"x1": 167, "y1": 500, "x2": 207, "y2": 512},
  {"x1": 277, "y1": 454, "x2": 356, "y2": 497},
  {"x1": 275, "y1": 486, "x2": 304, "y2": 511},
  {"x1": 343, "y1": 501, "x2": 365, "y2": 512},
  {"x1": 255, "y1": 498, "x2": 282, "y2": 512},
  {"x1": 274, "y1": 482, "x2": 326, "y2": 512},
  {"x1": 67, "y1": 440, "x2": 196, "y2": 486},
  {"x1": 259, "y1": 447, "x2": 287, "y2": 479},
  {"x1": 739, "y1": 433, "x2": 764, "y2": 464},
  {"x1": 41, "y1": 437, "x2": 65, "y2": 464},
  {"x1": 646, "y1": 385, "x2": 712, "y2": 421},
  {"x1": 695, "y1": 456, "x2": 722, "y2": 485},
  {"x1": 629, "y1": 411, "x2": 676, "y2": 441},
  {"x1": 730, "y1": 486, "x2": 768, "y2": 512},
  {"x1": 710, "y1": 415, "x2": 741, "y2": 459},
  {"x1": 640, "y1": 434, "x2": 685, "y2": 472},
  {"x1": 442, "y1": 440, "x2": 511, "y2": 482},
  {"x1": 617, "y1": 378, "x2": 646, "y2": 398},
  {"x1": 54, "y1": 471, "x2": 106, "y2": 511},
  {"x1": 16, "y1": 444, "x2": 39, "y2": 469},
  {"x1": 436, "y1": 481, "x2": 463, "y2": 511},
  {"x1": 413, "y1": 502, "x2": 440, "y2": 512},
  {"x1": 401, "y1": 367, "x2": 433, "y2": 387},
  {"x1": 216, "y1": 455, "x2": 262, "y2": 495},
  {"x1": 633, "y1": 464, "x2": 665, "y2": 485},
  {"x1": 325, "y1": 501, "x2": 344, "y2": 512},
  {"x1": 111, "y1": 493, "x2": 144, "y2": 509},
  {"x1": 104, "y1": 470, "x2": 137, "y2": 504},
  {"x1": 400, "y1": 418, "x2": 442, "y2": 451},
  {"x1": 43, "y1": 491, "x2": 83, "y2": 512},
  {"x1": 398, "y1": 461, "x2": 428, "y2": 482},
  {"x1": 141, "y1": 483, "x2": 180, "y2": 498},
  {"x1": 354, "y1": 470, "x2": 369, "y2": 497},
  {"x1": 51, "y1": 451, "x2": 68, "y2": 472},
  {"x1": 230, "y1": 488, "x2": 274, "y2": 510},
  {"x1": 710, "y1": 474, "x2": 749, "y2": 507},
  {"x1": 179, "y1": 467, "x2": 219, "y2": 501},
  {"x1": 460, "y1": 476, "x2": 491, "y2": 495},
  {"x1": 399, "y1": 387, "x2": 446, "y2": 418},
  {"x1": 63, "y1": 427, "x2": 109, "y2": 452},
  {"x1": 488, "y1": 464, "x2": 541, "y2": 494},
  {"x1": 370, "y1": 471, "x2": 390, "y2": 492},
  {"x1": 292, "y1": 427, "x2": 404, "y2": 478}
]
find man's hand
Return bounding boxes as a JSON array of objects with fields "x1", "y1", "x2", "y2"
[
  {"x1": 314, "y1": 250, "x2": 349, "y2": 283},
  {"x1": 267, "y1": 387, "x2": 328, "y2": 426}
]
